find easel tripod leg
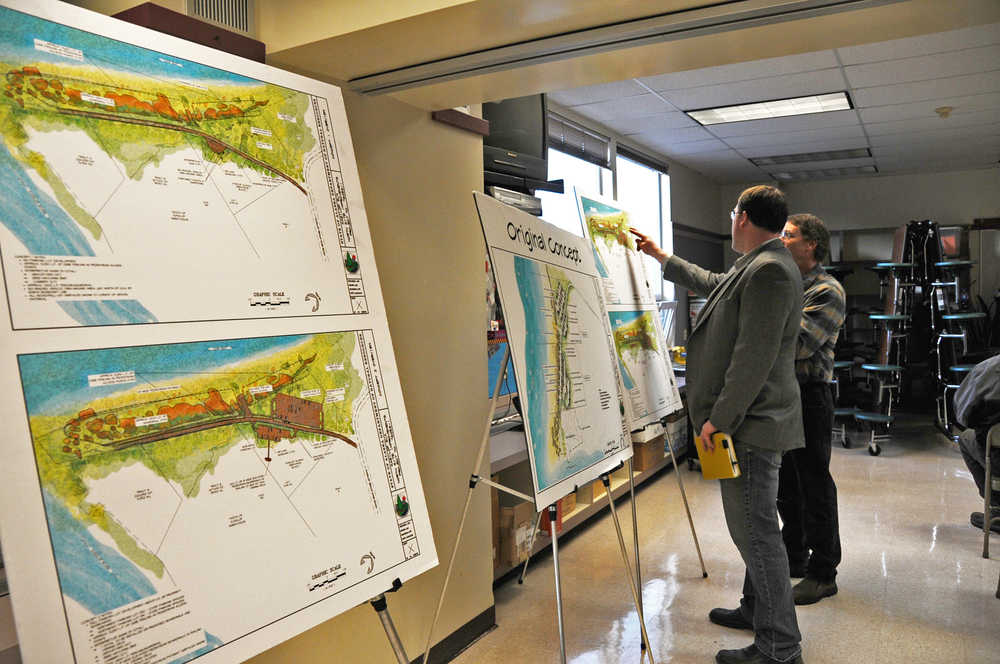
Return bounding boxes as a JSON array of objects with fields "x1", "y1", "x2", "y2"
[
  {"x1": 627, "y1": 458, "x2": 646, "y2": 650},
  {"x1": 421, "y1": 347, "x2": 512, "y2": 664},
  {"x1": 371, "y1": 594, "x2": 409, "y2": 664},
  {"x1": 602, "y1": 474, "x2": 656, "y2": 664},
  {"x1": 663, "y1": 425, "x2": 708, "y2": 578},
  {"x1": 549, "y1": 504, "x2": 568, "y2": 664}
]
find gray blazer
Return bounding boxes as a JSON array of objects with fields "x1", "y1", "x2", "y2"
[{"x1": 664, "y1": 238, "x2": 804, "y2": 453}]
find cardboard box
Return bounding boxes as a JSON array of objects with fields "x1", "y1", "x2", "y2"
[
  {"x1": 540, "y1": 499, "x2": 563, "y2": 536},
  {"x1": 576, "y1": 481, "x2": 596, "y2": 504},
  {"x1": 593, "y1": 477, "x2": 607, "y2": 499},
  {"x1": 500, "y1": 501, "x2": 535, "y2": 567},
  {"x1": 611, "y1": 465, "x2": 630, "y2": 485},
  {"x1": 561, "y1": 491, "x2": 577, "y2": 515},
  {"x1": 632, "y1": 440, "x2": 664, "y2": 472}
]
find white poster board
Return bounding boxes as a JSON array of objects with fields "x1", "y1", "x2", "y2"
[
  {"x1": 0, "y1": 2, "x2": 437, "y2": 663},
  {"x1": 475, "y1": 192, "x2": 631, "y2": 508},
  {"x1": 576, "y1": 191, "x2": 683, "y2": 442}
]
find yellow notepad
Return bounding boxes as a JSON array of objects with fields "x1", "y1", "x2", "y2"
[{"x1": 694, "y1": 432, "x2": 741, "y2": 480}]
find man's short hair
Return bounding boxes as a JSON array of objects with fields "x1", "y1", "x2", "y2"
[
  {"x1": 737, "y1": 185, "x2": 787, "y2": 233},
  {"x1": 787, "y1": 213, "x2": 831, "y2": 264}
]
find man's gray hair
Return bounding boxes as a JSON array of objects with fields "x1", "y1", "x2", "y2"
[{"x1": 788, "y1": 213, "x2": 830, "y2": 264}]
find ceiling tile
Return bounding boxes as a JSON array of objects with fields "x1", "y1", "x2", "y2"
[
  {"x1": 706, "y1": 109, "x2": 859, "y2": 138},
  {"x1": 867, "y1": 121, "x2": 1000, "y2": 146},
  {"x1": 858, "y1": 92, "x2": 1000, "y2": 124},
  {"x1": 852, "y1": 71, "x2": 1000, "y2": 108},
  {"x1": 725, "y1": 125, "x2": 866, "y2": 150},
  {"x1": 865, "y1": 109, "x2": 1000, "y2": 137},
  {"x1": 658, "y1": 69, "x2": 846, "y2": 111},
  {"x1": 844, "y1": 45, "x2": 1000, "y2": 88},
  {"x1": 737, "y1": 139, "x2": 871, "y2": 159},
  {"x1": 637, "y1": 136, "x2": 731, "y2": 157},
  {"x1": 605, "y1": 111, "x2": 698, "y2": 135},
  {"x1": 618, "y1": 125, "x2": 714, "y2": 145},
  {"x1": 569, "y1": 94, "x2": 671, "y2": 122},
  {"x1": 547, "y1": 79, "x2": 647, "y2": 107},
  {"x1": 638, "y1": 51, "x2": 839, "y2": 91},
  {"x1": 837, "y1": 23, "x2": 1000, "y2": 65},
  {"x1": 760, "y1": 157, "x2": 875, "y2": 173}
]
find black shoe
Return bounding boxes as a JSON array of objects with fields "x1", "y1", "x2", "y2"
[
  {"x1": 715, "y1": 644, "x2": 804, "y2": 664},
  {"x1": 708, "y1": 607, "x2": 753, "y2": 631},
  {"x1": 793, "y1": 577, "x2": 837, "y2": 605},
  {"x1": 970, "y1": 511, "x2": 1000, "y2": 534},
  {"x1": 788, "y1": 560, "x2": 807, "y2": 578}
]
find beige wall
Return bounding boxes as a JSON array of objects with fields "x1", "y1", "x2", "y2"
[
  {"x1": 721, "y1": 168, "x2": 1000, "y2": 232},
  {"x1": 668, "y1": 161, "x2": 722, "y2": 235},
  {"x1": 243, "y1": 93, "x2": 493, "y2": 664}
]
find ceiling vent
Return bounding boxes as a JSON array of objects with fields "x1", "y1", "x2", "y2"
[
  {"x1": 751, "y1": 148, "x2": 871, "y2": 166},
  {"x1": 770, "y1": 165, "x2": 878, "y2": 180},
  {"x1": 187, "y1": 0, "x2": 254, "y2": 37}
]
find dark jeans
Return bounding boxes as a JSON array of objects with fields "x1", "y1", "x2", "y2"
[
  {"x1": 721, "y1": 442, "x2": 802, "y2": 661},
  {"x1": 776, "y1": 382, "x2": 841, "y2": 581}
]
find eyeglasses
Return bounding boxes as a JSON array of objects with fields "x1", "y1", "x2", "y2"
[
  {"x1": 730, "y1": 208, "x2": 740, "y2": 220},
  {"x1": 780, "y1": 230, "x2": 799, "y2": 239}
]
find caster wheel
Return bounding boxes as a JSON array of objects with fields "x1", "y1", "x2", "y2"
[{"x1": 868, "y1": 444, "x2": 881, "y2": 456}]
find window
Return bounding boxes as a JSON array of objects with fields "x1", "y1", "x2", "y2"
[
  {"x1": 538, "y1": 148, "x2": 611, "y2": 235},
  {"x1": 615, "y1": 152, "x2": 672, "y2": 300}
]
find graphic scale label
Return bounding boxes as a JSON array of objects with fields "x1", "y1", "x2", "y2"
[{"x1": 475, "y1": 192, "x2": 630, "y2": 508}]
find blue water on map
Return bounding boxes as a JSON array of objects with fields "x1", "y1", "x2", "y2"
[
  {"x1": 486, "y1": 341, "x2": 517, "y2": 397},
  {"x1": 0, "y1": 7, "x2": 259, "y2": 87},
  {"x1": 608, "y1": 310, "x2": 645, "y2": 390},
  {"x1": 169, "y1": 632, "x2": 224, "y2": 663},
  {"x1": 515, "y1": 256, "x2": 554, "y2": 490},
  {"x1": 58, "y1": 300, "x2": 157, "y2": 326},
  {"x1": 0, "y1": 140, "x2": 94, "y2": 256},
  {"x1": 43, "y1": 490, "x2": 156, "y2": 615},
  {"x1": 18, "y1": 334, "x2": 311, "y2": 416}
]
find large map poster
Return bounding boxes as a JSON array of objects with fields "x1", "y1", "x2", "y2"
[
  {"x1": 475, "y1": 192, "x2": 630, "y2": 508},
  {"x1": 0, "y1": 3, "x2": 436, "y2": 663},
  {"x1": 576, "y1": 191, "x2": 682, "y2": 441}
]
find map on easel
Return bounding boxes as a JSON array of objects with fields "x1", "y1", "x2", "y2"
[
  {"x1": 475, "y1": 192, "x2": 630, "y2": 508},
  {"x1": 0, "y1": 3, "x2": 436, "y2": 663},
  {"x1": 577, "y1": 192, "x2": 655, "y2": 306},
  {"x1": 577, "y1": 191, "x2": 682, "y2": 442}
]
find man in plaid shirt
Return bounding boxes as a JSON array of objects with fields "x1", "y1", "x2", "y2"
[{"x1": 776, "y1": 213, "x2": 846, "y2": 606}]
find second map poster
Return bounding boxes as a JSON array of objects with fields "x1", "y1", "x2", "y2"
[
  {"x1": 475, "y1": 193, "x2": 630, "y2": 508},
  {"x1": 577, "y1": 191, "x2": 682, "y2": 438}
]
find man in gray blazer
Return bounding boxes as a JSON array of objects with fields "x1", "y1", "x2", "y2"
[{"x1": 633, "y1": 185, "x2": 805, "y2": 664}]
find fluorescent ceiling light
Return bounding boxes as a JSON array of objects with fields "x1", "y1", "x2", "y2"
[
  {"x1": 687, "y1": 92, "x2": 852, "y2": 125},
  {"x1": 751, "y1": 147, "x2": 870, "y2": 166},
  {"x1": 770, "y1": 165, "x2": 877, "y2": 180}
]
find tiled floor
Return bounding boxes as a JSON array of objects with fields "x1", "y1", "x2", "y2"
[{"x1": 453, "y1": 416, "x2": 1000, "y2": 663}]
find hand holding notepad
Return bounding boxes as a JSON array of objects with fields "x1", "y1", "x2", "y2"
[{"x1": 694, "y1": 431, "x2": 742, "y2": 480}]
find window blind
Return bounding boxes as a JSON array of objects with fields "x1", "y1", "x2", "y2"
[{"x1": 547, "y1": 112, "x2": 610, "y2": 169}]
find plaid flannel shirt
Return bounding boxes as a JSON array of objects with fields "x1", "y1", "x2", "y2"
[{"x1": 795, "y1": 265, "x2": 846, "y2": 384}]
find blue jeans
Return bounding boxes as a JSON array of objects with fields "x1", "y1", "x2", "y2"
[{"x1": 720, "y1": 442, "x2": 802, "y2": 661}]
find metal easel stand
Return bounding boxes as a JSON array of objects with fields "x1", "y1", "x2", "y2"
[
  {"x1": 518, "y1": 457, "x2": 649, "y2": 653},
  {"x1": 370, "y1": 579, "x2": 409, "y2": 664},
  {"x1": 660, "y1": 416, "x2": 708, "y2": 578},
  {"x1": 601, "y1": 468, "x2": 657, "y2": 664},
  {"x1": 422, "y1": 347, "x2": 564, "y2": 663}
]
